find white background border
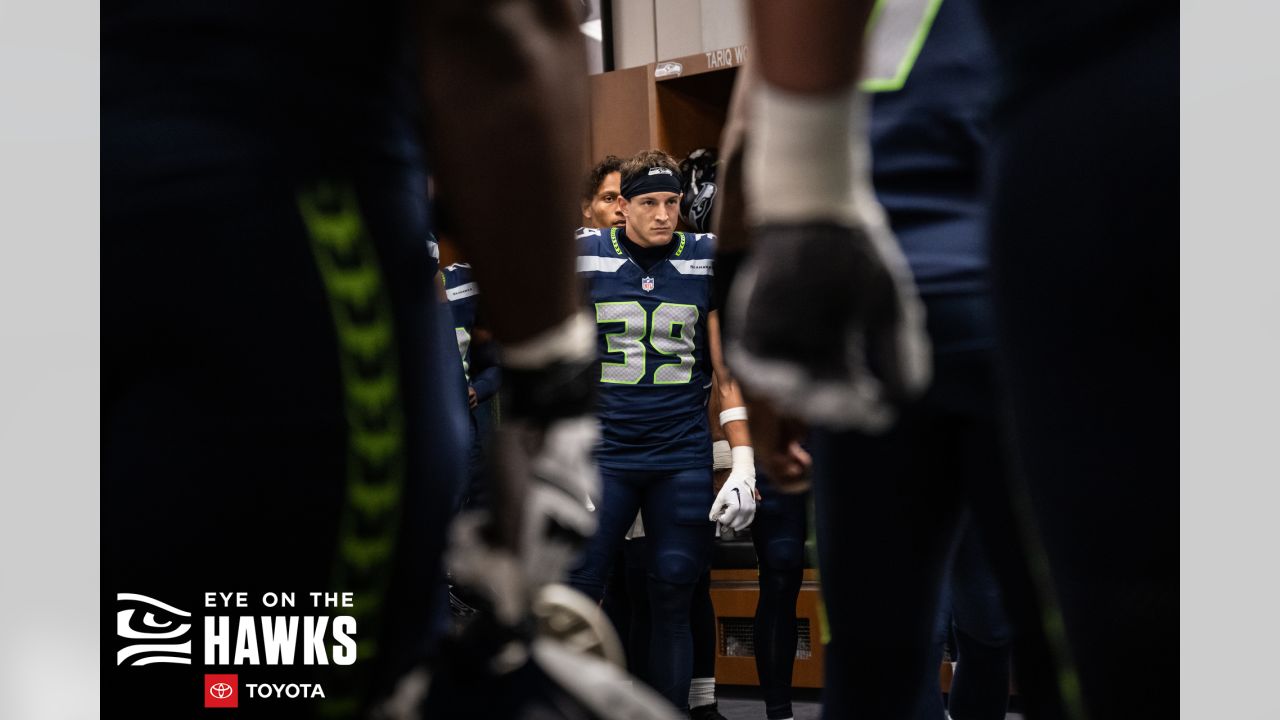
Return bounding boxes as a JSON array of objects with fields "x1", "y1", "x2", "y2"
[
  {"x1": 0, "y1": 0, "x2": 100, "y2": 718},
  {"x1": 1181, "y1": 1, "x2": 1280, "y2": 716}
]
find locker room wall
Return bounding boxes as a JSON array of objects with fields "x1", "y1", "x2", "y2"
[{"x1": 610, "y1": 0, "x2": 749, "y2": 71}]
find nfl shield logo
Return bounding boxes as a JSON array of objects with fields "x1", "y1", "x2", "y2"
[{"x1": 641, "y1": 276, "x2": 655, "y2": 292}]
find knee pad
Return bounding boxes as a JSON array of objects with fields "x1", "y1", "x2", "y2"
[
  {"x1": 651, "y1": 547, "x2": 705, "y2": 586},
  {"x1": 762, "y1": 537, "x2": 804, "y2": 573}
]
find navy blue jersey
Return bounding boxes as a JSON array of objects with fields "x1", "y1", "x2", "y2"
[
  {"x1": 442, "y1": 263, "x2": 480, "y2": 379},
  {"x1": 577, "y1": 227, "x2": 716, "y2": 470},
  {"x1": 863, "y1": 0, "x2": 998, "y2": 296}
]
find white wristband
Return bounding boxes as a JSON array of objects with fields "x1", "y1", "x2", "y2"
[
  {"x1": 502, "y1": 311, "x2": 595, "y2": 369},
  {"x1": 719, "y1": 406, "x2": 748, "y2": 427},
  {"x1": 730, "y1": 445, "x2": 756, "y2": 486}
]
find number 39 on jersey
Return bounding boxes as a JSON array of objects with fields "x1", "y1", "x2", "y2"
[{"x1": 576, "y1": 225, "x2": 718, "y2": 468}]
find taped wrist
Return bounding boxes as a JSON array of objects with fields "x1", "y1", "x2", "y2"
[
  {"x1": 745, "y1": 83, "x2": 884, "y2": 229},
  {"x1": 730, "y1": 445, "x2": 756, "y2": 487},
  {"x1": 712, "y1": 440, "x2": 732, "y2": 471}
]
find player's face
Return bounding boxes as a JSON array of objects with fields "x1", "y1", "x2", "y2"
[
  {"x1": 584, "y1": 171, "x2": 624, "y2": 229},
  {"x1": 621, "y1": 190, "x2": 682, "y2": 247}
]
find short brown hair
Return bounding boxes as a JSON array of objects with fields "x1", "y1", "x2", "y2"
[
  {"x1": 619, "y1": 149, "x2": 681, "y2": 190},
  {"x1": 581, "y1": 155, "x2": 623, "y2": 205}
]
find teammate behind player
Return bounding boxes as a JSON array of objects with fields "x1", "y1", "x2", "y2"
[
  {"x1": 582, "y1": 155, "x2": 626, "y2": 230},
  {"x1": 440, "y1": 255, "x2": 502, "y2": 512},
  {"x1": 569, "y1": 149, "x2": 758, "y2": 711}
]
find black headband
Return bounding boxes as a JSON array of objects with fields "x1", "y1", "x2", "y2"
[{"x1": 621, "y1": 166, "x2": 683, "y2": 199}]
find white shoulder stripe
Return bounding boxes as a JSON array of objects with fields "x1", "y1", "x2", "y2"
[
  {"x1": 577, "y1": 256, "x2": 628, "y2": 273},
  {"x1": 446, "y1": 282, "x2": 480, "y2": 301},
  {"x1": 669, "y1": 259, "x2": 713, "y2": 276}
]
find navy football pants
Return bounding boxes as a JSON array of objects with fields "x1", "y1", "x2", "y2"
[
  {"x1": 810, "y1": 293, "x2": 1052, "y2": 719},
  {"x1": 920, "y1": 515, "x2": 1013, "y2": 720},
  {"x1": 752, "y1": 487, "x2": 809, "y2": 720},
  {"x1": 569, "y1": 466, "x2": 715, "y2": 710}
]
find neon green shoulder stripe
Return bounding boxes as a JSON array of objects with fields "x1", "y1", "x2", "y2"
[{"x1": 860, "y1": 0, "x2": 944, "y2": 94}]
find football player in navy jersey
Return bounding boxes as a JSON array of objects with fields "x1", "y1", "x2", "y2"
[
  {"x1": 718, "y1": 1, "x2": 1176, "y2": 719},
  {"x1": 440, "y1": 259, "x2": 502, "y2": 512},
  {"x1": 579, "y1": 155, "x2": 727, "y2": 719},
  {"x1": 568, "y1": 149, "x2": 759, "y2": 711}
]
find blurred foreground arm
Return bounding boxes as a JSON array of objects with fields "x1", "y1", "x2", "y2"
[
  {"x1": 419, "y1": 0, "x2": 587, "y2": 344},
  {"x1": 417, "y1": 0, "x2": 597, "y2": 611},
  {"x1": 718, "y1": 0, "x2": 931, "y2": 433}
]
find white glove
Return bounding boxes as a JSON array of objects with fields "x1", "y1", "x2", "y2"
[{"x1": 709, "y1": 446, "x2": 757, "y2": 531}]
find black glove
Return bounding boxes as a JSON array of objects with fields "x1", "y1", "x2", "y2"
[{"x1": 725, "y1": 221, "x2": 931, "y2": 432}]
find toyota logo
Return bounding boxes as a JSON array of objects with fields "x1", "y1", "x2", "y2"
[{"x1": 210, "y1": 683, "x2": 235, "y2": 700}]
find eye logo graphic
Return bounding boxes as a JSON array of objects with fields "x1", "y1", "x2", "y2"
[
  {"x1": 205, "y1": 674, "x2": 239, "y2": 708},
  {"x1": 116, "y1": 593, "x2": 193, "y2": 666}
]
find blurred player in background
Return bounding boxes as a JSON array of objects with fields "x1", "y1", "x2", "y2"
[{"x1": 440, "y1": 255, "x2": 502, "y2": 512}]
